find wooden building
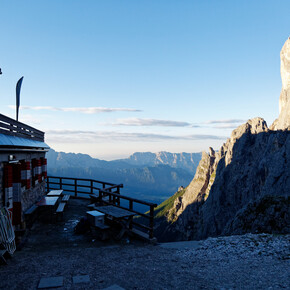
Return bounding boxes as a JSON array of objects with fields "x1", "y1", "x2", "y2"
[{"x1": 0, "y1": 113, "x2": 49, "y2": 227}]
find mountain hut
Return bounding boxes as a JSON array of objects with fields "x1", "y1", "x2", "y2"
[{"x1": 0, "y1": 113, "x2": 49, "y2": 228}]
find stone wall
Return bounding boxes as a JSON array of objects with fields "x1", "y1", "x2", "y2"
[
  {"x1": 21, "y1": 181, "x2": 46, "y2": 213},
  {"x1": 0, "y1": 151, "x2": 47, "y2": 214}
]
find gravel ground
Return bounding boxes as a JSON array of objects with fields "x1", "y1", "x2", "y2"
[{"x1": 0, "y1": 200, "x2": 289, "y2": 289}]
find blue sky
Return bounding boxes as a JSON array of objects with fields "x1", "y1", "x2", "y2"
[{"x1": 0, "y1": 1, "x2": 289, "y2": 159}]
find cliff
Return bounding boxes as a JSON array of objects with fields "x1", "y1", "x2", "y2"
[
  {"x1": 155, "y1": 38, "x2": 290, "y2": 242},
  {"x1": 271, "y1": 38, "x2": 290, "y2": 130}
]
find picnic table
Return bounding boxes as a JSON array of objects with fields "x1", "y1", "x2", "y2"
[
  {"x1": 37, "y1": 196, "x2": 59, "y2": 207},
  {"x1": 94, "y1": 206, "x2": 136, "y2": 239},
  {"x1": 46, "y1": 190, "x2": 63, "y2": 197},
  {"x1": 45, "y1": 190, "x2": 70, "y2": 221},
  {"x1": 36, "y1": 196, "x2": 60, "y2": 222}
]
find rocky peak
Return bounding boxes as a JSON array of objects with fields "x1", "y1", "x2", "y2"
[
  {"x1": 154, "y1": 39, "x2": 290, "y2": 242},
  {"x1": 271, "y1": 38, "x2": 290, "y2": 130}
]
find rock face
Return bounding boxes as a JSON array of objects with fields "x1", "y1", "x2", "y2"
[
  {"x1": 155, "y1": 38, "x2": 290, "y2": 242},
  {"x1": 271, "y1": 37, "x2": 290, "y2": 130},
  {"x1": 155, "y1": 118, "x2": 290, "y2": 241},
  {"x1": 223, "y1": 196, "x2": 290, "y2": 235}
]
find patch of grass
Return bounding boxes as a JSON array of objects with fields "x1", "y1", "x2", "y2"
[
  {"x1": 154, "y1": 188, "x2": 186, "y2": 219},
  {"x1": 134, "y1": 188, "x2": 187, "y2": 224}
]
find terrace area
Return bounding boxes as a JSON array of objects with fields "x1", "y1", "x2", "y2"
[
  {"x1": 46, "y1": 176, "x2": 157, "y2": 241},
  {"x1": 0, "y1": 113, "x2": 157, "y2": 242}
]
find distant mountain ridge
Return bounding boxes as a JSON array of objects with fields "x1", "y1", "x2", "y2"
[
  {"x1": 119, "y1": 152, "x2": 202, "y2": 174},
  {"x1": 46, "y1": 149, "x2": 202, "y2": 204},
  {"x1": 47, "y1": 150, "x2": 202, "y2": 173}
]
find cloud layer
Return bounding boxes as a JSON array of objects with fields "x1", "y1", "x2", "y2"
[
  {"x1": 114, "y1": 118, "x2": 191, "y2": 127},
  {"x1": 8, "y1": 105, "x2": 142, "y2": 114},
  {"x1": 46, "y1": 129, "x2": 226, "y2": 143},
  {"x1": 203, "y1": 119, "x2": 246, "y2": 124},
  {"x1": 112, "y1": 118, "x2": 246, "y2": 128}
]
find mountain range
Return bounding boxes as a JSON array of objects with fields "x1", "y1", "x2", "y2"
[{"x1": 46, "y1": 149, "x2": 202, "y2": 204}]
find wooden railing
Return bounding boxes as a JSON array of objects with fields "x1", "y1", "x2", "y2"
[
  {"x1": 46, "y1": 176, "x2": 157, "y2": 239},
  {"x1": 46, "y1": 176, "x2": 121, "y2": 197},
  {"x1": 0, "y1": 113, "x2": 45, "y2": 142}
]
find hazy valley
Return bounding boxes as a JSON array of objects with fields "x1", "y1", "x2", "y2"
[{"x1": 47, "y1": 149, "x2": 202, "y2": 204}]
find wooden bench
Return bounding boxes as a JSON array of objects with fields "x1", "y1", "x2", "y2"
[
  {"x1": 131, "y1": 228, "x2": 157, "y2": 244},
  {"x1": 90, "y1": 194, "x2": 111, "y2": 205},
  {"x1": 93, "y1": 221, "x2": 110, "y2": 230},
  {"x1": 87, "y1": 203, "x2": 97, "y2": 209},
  {"x1": 61, "y1": 195, "x2": 70, "y2": 202},
  {"x1": 56, "y1": 202, "x2": 66, "y2": 213},
  {"x1": 54, "y1": 195, "x2": 70, "y2": 221},
  {"x1": 24, "y1": 204, "x2": 38, "y2": 216},
  {"x1": 55, "y1": 202, "x2": 66, "y2": 221},
  {"x1": 91, "y1": 222, "x2": 111, "y2": 240},
  {"x1": 90, "y1": 194, "x2": 99, "y2": 202}
]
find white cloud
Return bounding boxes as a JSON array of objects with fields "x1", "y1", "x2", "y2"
[
  {"x1": 8, "y1": 105, "x2": 142, "y2": 114},
  {"x1": 203, "y1": 119, "x2": 246, "y2": 124},
  {"x1": 110, "y1": 118, "x2": 245, "y2": 128},
  {"x1": 213, "y1": 124, "x2": 241, "y2": 129},
  {"x1": 45, "y1": 129, "x2": 226, "y2": 143},
  {"x1": 114, "y1": 118, "x2": 192, "y2": 127}
]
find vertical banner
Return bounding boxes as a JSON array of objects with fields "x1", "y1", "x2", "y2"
[{"x1": 16, "y1": 76, "x2": 24, "y2": 121}]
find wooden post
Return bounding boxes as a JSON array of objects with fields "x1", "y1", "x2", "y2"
[
  {"x1": 74, "y1": 179, "x2": 77, "y2": 197},
  {"x1": 129, "y1": 200, "x2": 133, "y2": 230},
  {"x1": 98, "y1": 189, "x2": 102, "y2": 204},
  {"x1": 59, "y1": 177, "x2": 62, "y2": 189},
  {"x1": 149, "y1": 205, "x2": 154, "y2": 239},
  {"x1": 117, "y1": 186, "x2": 120, "y2": 206},
  {"x1": 90, "y1": 180, "x2": 93, "y2": 195},
  {"x1": 47, "y1": 176, "x2": 50, "y2": 192}
]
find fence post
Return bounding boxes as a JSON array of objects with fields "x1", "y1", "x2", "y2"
[
  {"x1": 59, "y1": 177, "x2": 62, "y2": 189},
  {"x1": 74, "y1": 179, "x2": 77, "y2": 197},
  {"x1": 129, "y1": 200, "x2": 133, "y2": 211},
  {"x1": 116, "y1": 186, "x2": 120, "y2": 205},
  {"x1": 149, "y1": 205, "x2": 154, "y2": 239},
  {"x1": 47, "y1": 176, "x2": 50, "y2": 192},
  {"x1": 98, "y1": 189, "x2": 102, "y2": 204},
  {"x1": 90, "y1": 180, "x2": 93, "y2": 195}
]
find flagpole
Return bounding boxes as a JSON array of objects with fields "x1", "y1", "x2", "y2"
[{"x1": 16, "y1": 76, "x2": 24, "y2": 121}]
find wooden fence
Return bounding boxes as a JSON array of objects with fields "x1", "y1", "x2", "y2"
[
  {"x1": 0, "y1": 113, "x2": 44, "y2": 142},
  {"x1": 46, "y1": 176, "x2": 157, "y2": 239}
]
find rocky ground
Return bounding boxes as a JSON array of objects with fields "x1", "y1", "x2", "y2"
[{"x1": 0, "y1": 199, "x2": 289, "y2": 289}]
